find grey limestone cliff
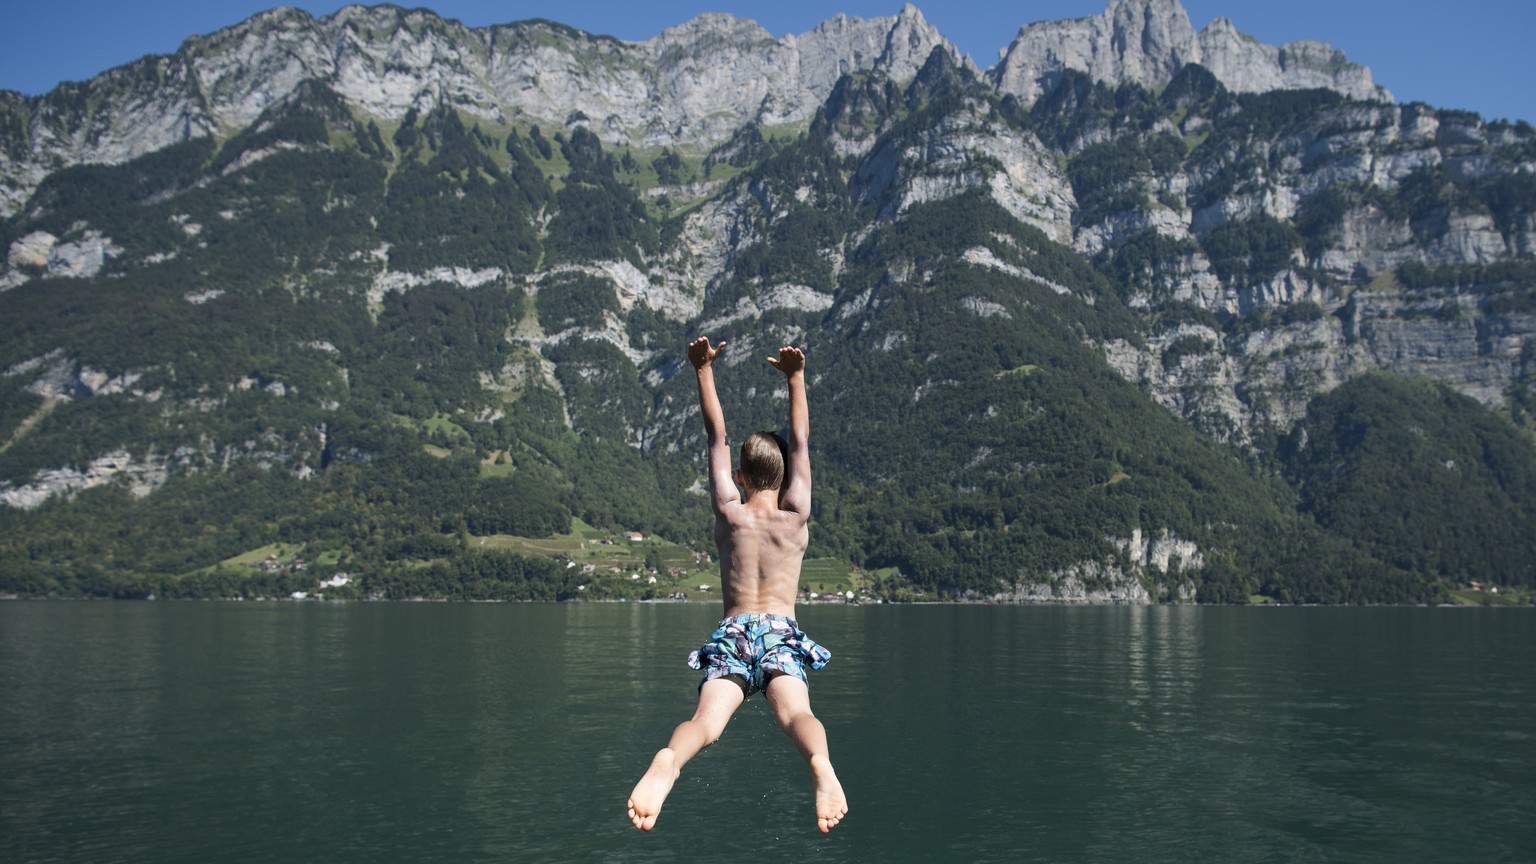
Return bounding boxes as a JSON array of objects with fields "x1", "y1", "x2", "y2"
[
  {"x1": 4, "y1": 0, "x2": 1530, "y2": 504},
  {"x1": 990, "y1": 0, "x2": 1390, "y2": 106},
  {"x1": 0, "y1": 3, "x2": 958, "y2": 218},
  {"x1": 0, "y1": 0, "x2": 1392, "y2": 220}
]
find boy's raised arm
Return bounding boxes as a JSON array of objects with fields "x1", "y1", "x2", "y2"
[
  {"x1": 689, "y1": 337, "x2": 739, "y2": 512},
  {"x1": 768, "y1": 346, "x2": 811, "y2": 515}
]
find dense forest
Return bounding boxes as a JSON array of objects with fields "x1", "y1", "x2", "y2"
[{"x1": 2, "y1": 38, "x2": 1534, "y2": 604}]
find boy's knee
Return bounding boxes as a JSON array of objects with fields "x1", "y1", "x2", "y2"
[
  {"x1": 699, "y1": 718, "x2": 732, "y2": 746},
  {"x1": 776, "y1": 707, "x2": 818, "y2": 731}
]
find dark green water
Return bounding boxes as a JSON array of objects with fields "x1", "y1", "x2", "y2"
[{"x1": 1, "y1": 602, "x2": 1531, "y2": 863}]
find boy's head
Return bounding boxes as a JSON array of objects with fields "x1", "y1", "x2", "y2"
[{"x1": 738, "y1": 431, "x2": 788, "y2": 493}]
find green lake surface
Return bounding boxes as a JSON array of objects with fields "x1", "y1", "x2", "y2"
[{"x1": 1, "y1": 602, "x2": 1531, "y2": 863}]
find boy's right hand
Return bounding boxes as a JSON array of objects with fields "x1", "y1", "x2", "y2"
[
  {"x1": 689, "y1": 336, "x2": 725, "y2": 369},
  {"x1": 767, "y1": 345, "x2": 805, "y2": 376}
]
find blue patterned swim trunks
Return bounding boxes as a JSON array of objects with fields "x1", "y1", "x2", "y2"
[{"x1": 687, "y1": 613, "x2": 832, "y2": 696}]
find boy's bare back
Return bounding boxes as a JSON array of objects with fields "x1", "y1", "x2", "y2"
[
  {"x1": 688, "y1": 337, "x2": 811, "y2": 618},
  {"x1": 714, "y1": 492, "x2": 808, "y2": 616}
]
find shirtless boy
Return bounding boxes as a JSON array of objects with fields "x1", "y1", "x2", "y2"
[{"x1": 625, "y1": 336, "x2": 848, "y2": 834}]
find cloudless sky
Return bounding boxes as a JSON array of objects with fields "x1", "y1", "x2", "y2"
[{"x1": 3, "y1": 1, "x2": 1533, "y2": 123}]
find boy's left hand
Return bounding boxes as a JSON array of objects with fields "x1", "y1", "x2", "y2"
[
  {"x1": 768, "y1": 346, "x2": 805, "y2": 375},
  {"x1": 689, "y1": 336, "x2": 725, "y2": 369}
]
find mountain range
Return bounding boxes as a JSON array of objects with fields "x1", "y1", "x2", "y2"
[{"x1": 1, "y1": 0, "x2": 1533, "y2": 603}]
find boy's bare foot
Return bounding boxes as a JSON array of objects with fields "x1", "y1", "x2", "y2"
[
  {"x1": 810, "y1": 754, "x2": 848, "y2": 833},
  {"x1": 627, "y1": 748, "x2": 680, "y2": 831}
]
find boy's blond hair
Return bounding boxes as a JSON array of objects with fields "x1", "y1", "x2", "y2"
[{"x1": 739, "y1": 431, "x2": 787, "y2": 492}]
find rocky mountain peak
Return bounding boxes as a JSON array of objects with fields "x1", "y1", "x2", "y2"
[
  {"x1": 650, "y1": 11, "x2": 774, "y2": 47},
  {"x1": 990, "y1": 0, "x2": 1390, "y2": 106},
  {"x1": 875, "y1": 4, "x2": 968, "y2": 76}
]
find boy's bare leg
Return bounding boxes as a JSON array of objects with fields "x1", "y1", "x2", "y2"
[
  {"x1": 627, "y1": 678, "x2": 745, "y2": 831},
  {"x1": 765, "y1": 675, "x2": 848, "y2": 833}
]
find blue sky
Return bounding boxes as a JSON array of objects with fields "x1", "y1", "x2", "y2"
[{"x1": 3, "y1": 1, "x2": 1533, "y2": 123}]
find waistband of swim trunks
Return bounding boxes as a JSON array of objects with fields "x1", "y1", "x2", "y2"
[{"x1": 719, "y1": 612, "x2": 798, "y2": 629}]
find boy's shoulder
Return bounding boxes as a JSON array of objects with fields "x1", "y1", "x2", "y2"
[{"x1": 718, "y1": 497, "x2": 809, "y2": 528}]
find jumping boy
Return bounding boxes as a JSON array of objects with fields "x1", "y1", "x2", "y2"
[{"x1": 626, "y1": 336, "x2": 848, "y2": 834}]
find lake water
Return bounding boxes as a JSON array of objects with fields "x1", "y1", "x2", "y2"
[{"x1": 1, "y1": 602, "x2": 1532, "y2": 863}]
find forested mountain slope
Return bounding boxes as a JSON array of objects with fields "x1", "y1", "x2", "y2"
[{"x1": 1, "y1": 1, "x2": 1533, "y2": 602}]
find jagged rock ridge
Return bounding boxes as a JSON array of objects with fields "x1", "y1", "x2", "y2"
[
  {"x1": 0, "y1": 3, "x2": 958, "y2": 217},
  {"x1": 990, "y1": 0, "x2": 1390, "y2": 106},
  {"x1": 0, "y1": 0, "x2": 1387, "y2": 219}
]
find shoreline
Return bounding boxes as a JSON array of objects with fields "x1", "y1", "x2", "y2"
[{"x1": 2, "y1": 594, "x2": 1529, "y2": 608}]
